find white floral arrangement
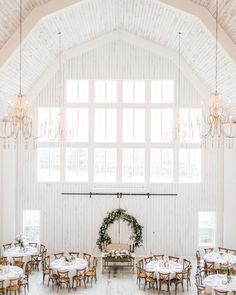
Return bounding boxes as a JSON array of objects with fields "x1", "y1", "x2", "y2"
[
  {"x1": 15, "y1": 233, "x2": 25, "y2": 249},
  {"x1": 64, "y1": 255, "x2": 75, "y2": 263},
  {"x1": 104, "y1": 249, "x2": 132, "y2": 259},
  {"x1": 162, "y1": 256, "x2": 170, "y2": 268}
]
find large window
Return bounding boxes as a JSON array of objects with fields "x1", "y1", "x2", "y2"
[
  {"x1": 23, "y1": 210, "x2": 40, "y2": 243},
  {"x1": 198, "y1": 212, "x2": 216, "y2": 247},
  {"x1": 37, "y1": 80, "x2": 202, "y2": 184}
]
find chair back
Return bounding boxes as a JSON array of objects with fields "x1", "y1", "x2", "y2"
[
  {"x1": 83, "y1": 253, "x2": 91, "y2": 266},
  {"x1": 40, "y1": 244, "x2": 46, "y2": 254},
  {"x1": 195, "y1": 282, "x2": 206, "y2": 295},
  {"x1": 204, "y1": 248, "x2": 214, "y2": 254},
  {"x1": 75, "y1": 268, "x2": 86, "y2": 277},
  {"x1": 218, "y1": 247, "x2": 228, "y2": 253},
  {"x1": 13, "y1": 256, "x2": 24, "y2": 263},
  {"x1": 42, "y1": 256, "x2": 50, "y2": 271},
  {"x1": 168, "y1": 255, "x2": 179, "y2": 262},
  {"x1": 196, "y1": 250, "x2": 201, "y2": 262},
  {"x1": 214, "y1": 289, "x2": 229, "y2": 295},
  {"x1": 183, "y1": 259, "x2": 191, "y2": 270},
  {"x1": 159, "y1": 272, "x2": 171, "y2": 281},
  {"x1": 14, "y1": 261, "x2": 25, "y2": 269},
  {"x1": 2, "y1": 243, "x2": 12, "y2": 251},
  {"x1": 144, "y1": 256, "x2": 153, "y2": 264},
  {"x1": 0, "y1": 256, "x2": 8, "y2": 265},
  {"x1": 54, "y1": 252, "x2": 64, "y2": 259},
  {"x1": 69, "y1": 252, "x2": 80, "y2": 258},
  {"x1": 29, "y1": 242, "x2": 38, "y2": 248},
  {"x1": 57, "y1": 271, "x2": 69, "y2": 281},
  {"x1": 153, "y1": 254, "x2": 164, "y2": 261},
  {"x1": 204, "y1": 261, "x2": 216, "y2": 275}
]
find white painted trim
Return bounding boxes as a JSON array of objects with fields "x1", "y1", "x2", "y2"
[
  {"x1": 27, "y1": 30, "x2": 209, "y2": 101},
  {"x1": 0, "y1": 0, "x2": 236, "y2": 67},
  {"x1": 0, "y1": 0, "x2": 82, "y2": 66},
  {"x1": 159, "y1": 0, "x2": 236, "y2": 63}
]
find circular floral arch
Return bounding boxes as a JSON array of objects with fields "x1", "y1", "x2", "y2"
[{"x1": 96, "y1": 208, "x2": 143, "y2": 251}]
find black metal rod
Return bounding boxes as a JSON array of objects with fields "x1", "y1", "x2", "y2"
[{"x1": 61, "y1": 192, "x2": 178, "y2": 196}]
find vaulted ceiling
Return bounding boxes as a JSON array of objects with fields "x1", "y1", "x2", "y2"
[{"x1": 0, "y1": 0, "x2": 235, "y2": 105}]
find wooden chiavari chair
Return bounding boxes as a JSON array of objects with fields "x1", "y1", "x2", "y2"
[
  {"x1": 83, "y1": 253, "x2": 91, "y2": 267},
  {"x1": 144, "y1": 256, "x2": 153, "y2": 264},
  {"x1": 195, "y1": 282, "x2": 210, "y2": 295},
  {"x1": 158, "y1": 272, "x2": 171, "y2": 294},
  {"x1": 153, "y1": 254, "x2": 164, "y2": 261},
  {"x1": 29, "y1": 254, "x2": 40, "y2": 271},
  {"x1": 204, "y1": 248, "x2": 214, "y2": 254},
  {"x1": 19, "y1": 263, "x2": 30, "y2": 295},
  {"x1": 85, "y1": 257, "x2": 98, "y2": 286},
  {"x1": 183, "y1": 264, "x2": 192, "y2": 290},
  {"x1": 2, "y1": 244, "x2": 12, "y2": 251},
  {"x1": 53, "y1": 252, "x2": 64, "y2": 260},
  {"x1": 168, "y1": 256, "x2": 179, "y2": 262},
  {"x1": 57, "y1": 271, "x2": 70, "y2": 292},
  {"x1": 136, "y1": 264, "x2": 146, "y2": 289},
  {"x1": 42, "y1": 255, "x2": 51, "y2": 285},
  {"x1": 183, "y1": 259, "x2": 191, "y2": 270},
  {"x1": 228, "y1": 249, "x2": 236, "y2": 255},
  {"x1": 196, "y1": 250, "x2": 204, "y2": 272},
  {"x1": 72, "y1": 268, "x2": 87, "y2": 290},
  {"x1": 170, "y1": 271, "x2": 184, "y2": 294},
  {"x1": 144, "y1": 270, "x2": 157, "y2": 293},
  {"x1": 68, "y1": 252, "x2": 80, "y2": 258},
  {"x1": 0, "y1": 280, "x2": 5, "y2": 295},
  {"x1": 6, "y1": 279, "x2": 19, "y2": 295},
  {"x1": 40, "y1": 244, "x2": 46, "y2": 254},
  {"x1": 48, "y1": 269, "x2": 58, "y2": 289}
]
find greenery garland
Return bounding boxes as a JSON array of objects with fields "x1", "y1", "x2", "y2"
[{"x1": 96, "y1": 208, "x2": 143, "y2": 251}]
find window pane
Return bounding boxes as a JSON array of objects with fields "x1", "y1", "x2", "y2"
[
  {"x1": 122, "y1": 149, "x2": 145, "y2": 182},
  {"x1": 94, "y1": 149, "x2": 116, "y2": 182},
  {"x1": 199, "y1": 212, "x2": 215, "y2": 247},
  {"x1": 38, "y1": 148, "x2": 60, "y2": 182},
  {"x1": 123, "y1": 109, "x2": 145, "y2": 142},
  {"x1": 123, "y1": 80, "x2": 145, "y2": 103},
  {"x1": 150, "y1": 149, "x2": 173, "y2": 183},
  {"x1": 95, "y1": 80, "x2": 117, "y2": 103},
  {"x1": 179, "y1": 149, "x2": 201, "y2": 183},
  {"x1": 38, "y1": 108, "x2": 60, "y2": 142},
  {"x1": 94, "y1": 109, "x2": 117, "y2": 142},
  {"x1": 66, "y1": 148, "x2": 88, "y2": 182},
  {"x1": 179, "y1": 108, "x2": 201, "y2": 143},
  {"x1": 151, "y1": 80, "x2": 174, "y2": 103},
  {"x1": 151, "y1": 109, "x2": 173, "y2": 142},
  {"x1": 66, "y1": 108, "x2": 88, "y2": 142},
  {"x1": 66, "y1": 80, "x2": 89, "y2": 102},
  {"x1": 23, "y1": 210, "x2": 40, "y2": 242}
]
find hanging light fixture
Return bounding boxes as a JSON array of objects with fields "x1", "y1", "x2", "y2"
[
  {"x1": 200, "y1": 0, "x2": 236, "y2": 146},
  {"x1": 0, "y1": 0, "x2": 34, "y2": 142}
]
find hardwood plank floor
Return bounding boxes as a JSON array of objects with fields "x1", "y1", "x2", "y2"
[{"x1": 28, "y1": 258, "x2": 196, "y2": 294}]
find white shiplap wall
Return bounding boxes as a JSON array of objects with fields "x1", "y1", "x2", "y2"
[{"x1": 13, "y1": 39, "x2": 224, "y2": 257}]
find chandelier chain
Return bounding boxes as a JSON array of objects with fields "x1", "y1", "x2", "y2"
[
  {"x1": 19, "y1": 0, "x2": 22, "y2": 95},
  {"x1": 215, "y1": 0, "x2": 218, "y2": 94}
]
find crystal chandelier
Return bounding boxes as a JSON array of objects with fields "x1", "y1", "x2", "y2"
[
  {"x1": 200, "y1": 0, "x2": 236, "y2": 145},
  {"x1": 0, "y1": 0, "x2": 34, "y2": 141}
]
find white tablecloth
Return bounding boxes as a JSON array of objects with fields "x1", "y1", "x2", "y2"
[
  {"x1": 203, "y1": 274, "x2": 236, "y2": 294},
  {"x1": 0, "y1": 266, "x2": 23, "y2": 287},
  {"x1": 204, "y1": 252, "x2": 236, "y2": 268},
  {"x1": 145, "y1": 260, "x2": 183, "y2": 280},
  {"x1": 4, "y1": 246, "x2": 38, "y2": 263},
  {"x1": 50, "y1": 258, "x2": 88, "y2": 279}
]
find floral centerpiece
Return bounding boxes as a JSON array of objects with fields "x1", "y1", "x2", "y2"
[
  {"x1": 64, "y1": 255, "x2": 75, "y2": 264},
  {"x1": 15, "y1": 234, "x2": 25, "y2": 249},
  {"x1": 162, "y1": 256, "x2": 170, "y2": 268},
  {"x1": 104, "y1": 249, "x2": 133, "y2": 259}
]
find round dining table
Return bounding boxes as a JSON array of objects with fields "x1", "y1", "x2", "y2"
[
  {"x1": 4, "y1": 246, "x2": 38, "y2": 263},
  {"x1": 0, "y1": 265, "x2": 23, "y2": 287},
  {"x1": 204, "y1": 252, "x2": 236, "y2": 268},
  {"x1": 203, "y1": 274, "x2": 236, "y2": 294},
  {"x1": 145, "y1": 260, "x2": 183, "y2": 280},
  {"x1": 50, "y1": 257, "x2": 88, "y2": 279}
]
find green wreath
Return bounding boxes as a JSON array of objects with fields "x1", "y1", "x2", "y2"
[{"x1": 96, "y1": 208, "x2": 143, "y2": 251}]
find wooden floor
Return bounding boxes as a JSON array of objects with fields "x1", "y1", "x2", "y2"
[{"x1": 28, "y1": 258, "x2": 196, "y2": 294}]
